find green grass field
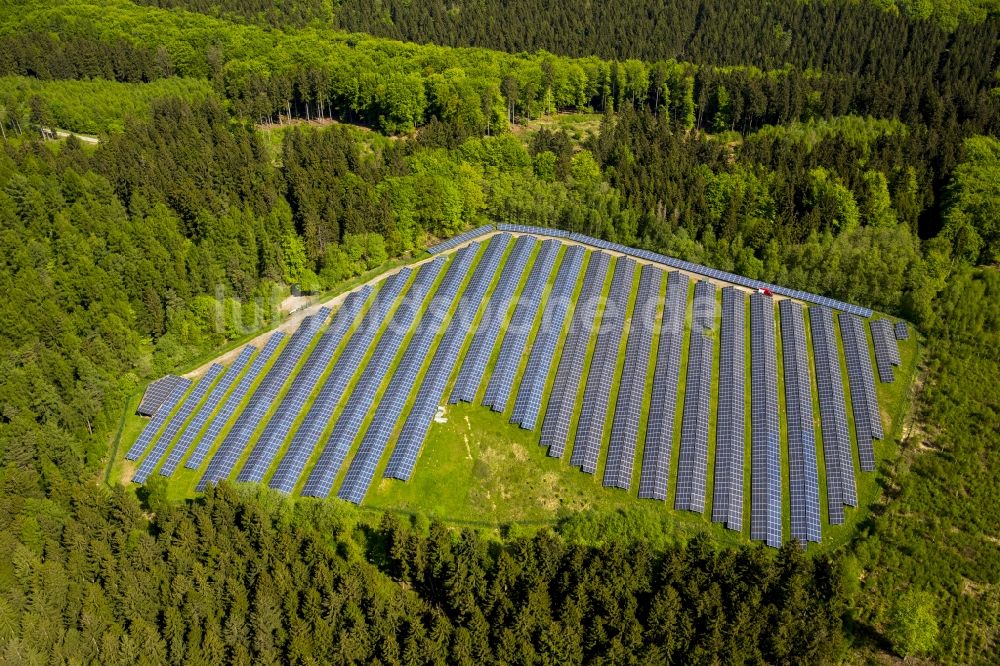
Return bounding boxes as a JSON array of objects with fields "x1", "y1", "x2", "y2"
[{"x1": 114, "y1": 232, "x2": 921, "y2": 554}]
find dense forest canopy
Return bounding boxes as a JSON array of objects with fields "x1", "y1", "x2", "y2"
[{"x1": 0, "y1": 0, "x2": 998, "y2": 662}]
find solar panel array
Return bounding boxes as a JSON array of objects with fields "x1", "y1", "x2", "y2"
[
  {"x1": 496, "y1": 223, "x2": 572, "y2": 239},
  {"x1": 638, "y1": 271, "x2": 689, "y2": 500},
  {"x1": 603, "y1": 264, "x2": 661, "y2": 489},
  {"x1": 750, "y1": 292, "x2": 782, "y2": 548},
  {"x1": 674, "y1": 280, "x2": 716, "y2": 513},
  {"x1": 338, "y1": 245, "x2": 479, "y2": 504},
  {"x1": 450, "y1": 235, "x2": 536, "y2": 404},
  {"x1": 779, "y1": 300, "x2": 822, "y2": 544},
  {"x1": 894, "y1": 321, "x2": 909, "y2": 340},
  {"x1": 126, "y1": 376, "x2": 192, "y2": 460},
  {"x1": 809, "y1": 306, "x2": 857, "y2": 524},
  {"x1": 268, "y1": 268, "x2": 414, "y2": 493},
  {"x1": 132, "y1": 364, "x2": 224, "y2": 483},
  {"x1": 235, "y1": 287, "x2": 373, "y2": 484},
  {"x1": 161, "y1": 346, "x2": 257, "y2": 477},
  {"x1": 839, "y1": 313, "x2": 880, "y2": 472},
  {"x1": 137, "y1": 374, "x2": 190, "y2": 417},
  {"x1": 384, "y1": 234, "x2": 512, "y2": 480},
  {"x1": 712, "y1": 287, "x2": 745, "y2": 530},
  {"x1": 540, "y1": 251, "x2": 612, "y2": 458},
  {"x1": 426, "y1": 224, "x2": 496, "y2": 254},
  {"x1": 301, "y1": 258, "x2": 447, "y2": 498},
  {"x1": 510, "y1": 245, "x2": 586, "y2": 430},
  {"x1": 197, "y1": 308, "x2": 331, "y2": 491},
  {"x1": 185, "y1": 333, "x2": 285, "y2": 469},
  {"x1": 869, "y1": 318, "x2": 900, "y2": 383},
  {"x1": 571, "y1": 257, "x2": 637, "y2": 473},
  {"x1": 483, "y1": 239, "x2": 561, "y2": 412}
]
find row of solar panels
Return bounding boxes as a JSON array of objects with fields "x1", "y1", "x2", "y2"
[
  {"x1": 131, "y1": 232, "x2": 902, "y2": 545},
  {"x1": 493, "y1": 223, "x2": 874, "y2": 317}
]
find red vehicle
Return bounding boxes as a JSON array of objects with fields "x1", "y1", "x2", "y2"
[{"x1": 756, "y1": 288, "x2": 774, "y2": 297}]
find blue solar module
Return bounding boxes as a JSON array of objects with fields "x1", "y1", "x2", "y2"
[
  {"x1": 603, "y1": 264, "x2": 661, "y2": 489},
  {"x1": 235, "y1": 287, "x2": 372, "y2": 484},
  {"x1": 540, "y1": 251, "x2": 612, "y2": 458},
  {"x1": 185, "y1": 334, "x2": 284, "y2": 470},
  {"x1": 137, "y1": 374, "x2": 189, "y2": 416},
  {"x1": 496, "y1": 223, "x2": 572, "y2": 239},
  {"x1": 132, "y1": 364, "x2": 224, "y2": 483},
  {"x1": 126, "y1": 376, "x2": 192, "y2": 460},
  {"x1": 426, "y1": 224, "x2": 496, "y2": 254},
  {"x1": 869, "y1": 318, "x2": 899, "y2": 383},
  {"x1": 809, "y1": 306, "x2": 857, "y2": 524},
  {"x1": 638, "y1": 271, "x2": 689, "y2": 500},
  {"x1": 383, "y1": 234, "x2": 512, "y2": 480},
  {"x1": 267, "y1": 267, "x2": 415, "y2": 493},
  {"x1": 300, "y1": 256, "x2": 449, "y2": 498},
  {"x1": 337, "y1": 247, "x2": 477, "y2": 504},
  {"x1": 162, "y1": 346, "x2": 257, "y2": 477},
  {"x1": 450, "y1": 235, "x2": 537, "y2": 404},
  {"x1": 779, "y1": 300, "x2": 822, "y2": 544},
  {"x1": 510, "y1": 244, "x2": 586, "y2": 430},
  {"x1": 571, "y1": 256, "x2": 637, "y2": 474},
  {"x1": 894, "y1": 321, "x2": 909, "y2": 341},
  {"x1": 483, "y1": 239, "x2": 562, "y2": 412},
  {"x1": 554, "y1": 230, "x2": 871, "y2": 318},
  {"x1": 197, "y1": 308, "x2": 332, "y2": 491},
  {"x1": 839, "y1": 313, "x2": 880, "y2": 471},
  {"x1": 750, "y1": 292, "x2": 782, "y2": 548},
  {"x1": 712, "y1": 287, "x2": 745, "y2": 530},
  {"x1": 674, "y1": 280, "x2": 716, "y2": 513}
]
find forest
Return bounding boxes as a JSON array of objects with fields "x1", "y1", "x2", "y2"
[{"x1": 0, "y1": 0, "x2": 998, "y2": 662}]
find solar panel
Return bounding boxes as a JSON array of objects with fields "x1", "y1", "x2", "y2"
[
  {"x1": 712, "y1": 287, "x2": 745, "y2": 531},
  {"x1": 483, "y1": 239, "x2": 561, "y2": 412},
  {"x1": 267, "y1": 267, "x2": 416, "y2": 493},
  {"x1": 571, "y1": 256, "x2": 637, "y2": 474},
  {"x1": 337, "y1": 246, "x2": 478, "y2": 504},
  {"x1": 809, "y1": 306, "x2": 857, "y2": 524},
  {"x1": 300, "y1": 256, "x2": 449, "y2": 498},
  {"x1": 779, "y1": 300, "x2": 822, "y2": 544},
  {"x1": 197, "y1": 307, "x2": 332, "y2": 491},
  {"x1": 603, "y1": 264, "x2": 662, "y2": 489},
  {"x1": 839, "y1": 313, "x2": 880, "y2": 471},
  {"x1": 137, "y1": 375, "x2": 190, "y2": 417},
  {"x1": 426, "y1": 224, "x2": 496, "y2": 254},
  {"x1": 750, "y1": 292, "x2": 782, "y2": 548},
  {"x1": 383, "y1": 234, "x2": 513, "y2": 480},
  {"x1": 235, "y1": 287, "x2": 373, "y2": 484},
  {"x1": 510, "y1": 244, "x2": 586, "y2": 430},
  {"x1": 674, "y1": 280, "x2": 716, "y2": 513},
  {"x1": 894, "y1": 321, "x2": 909, "y2": 341},
  {"x1": 638, "y1": 271, "x2": 689, "y2": 500},
  {"x1": 496, "y1": 223, "x2": 572, "y2": 239},
  {"x1": 869, "y1": 318, "x2": 900, "y2": 383},
  {"x1": 126, "y1": 377, "x2": 192, "y2": 460},
  {"x1": 161, "y1": 345, "x2": 257, "y2": 477},
  {"x1": 540, "y1": 251, "x2": 612, "y2": 458},
  {"x1": 184, "y1": 333, "x2": 285, "y2": 469},
  {"x1": 450, "y1": 235, "x2": 537, "y2": 404},
  {"x1": 132, "y1": 364, "x2": 224, "y2": 483}
]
